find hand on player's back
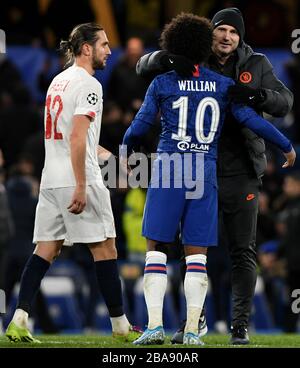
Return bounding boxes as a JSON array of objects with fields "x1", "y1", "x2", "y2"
[
  {"x1": 161, "y1": 53, "x2": 195, "y2": 77},
  {"x1": 228, "y1": 84, "x2": 265, "y2": 106},
  {"x1": 68, "y1": 185, "x2": 87, "y2": 214}
]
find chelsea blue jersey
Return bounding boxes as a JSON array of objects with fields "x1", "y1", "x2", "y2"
[{"x1": 122, "y1": 66, "x2": 291, "y2": 185}]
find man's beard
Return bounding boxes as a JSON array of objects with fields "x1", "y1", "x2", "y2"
[
  {"x1": 219, "y1": 50, "x2": 231, "y2": 57},
  {"x1": 214, "y1": 46, "x2": 233, "y2": 59},
  {"x1": 92, "y1": 49, "x2": 105, "y2": 70}
]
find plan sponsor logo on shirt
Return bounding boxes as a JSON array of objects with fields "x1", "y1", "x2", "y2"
[{"x1": 177, "y1": 141, "x2": 210, "y2": 153}]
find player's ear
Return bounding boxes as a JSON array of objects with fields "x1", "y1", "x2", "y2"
[{"x1": 81, "y1": 43, "x2": 91, "y2": 56}]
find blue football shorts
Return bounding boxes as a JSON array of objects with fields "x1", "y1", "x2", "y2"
[{"x1": 142, "y1": 155, "x2": 218, "y2": 247}]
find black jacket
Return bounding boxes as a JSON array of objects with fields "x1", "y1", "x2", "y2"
[{"x1": 136, "y1": 43, "x2": 294, "y2": 178}]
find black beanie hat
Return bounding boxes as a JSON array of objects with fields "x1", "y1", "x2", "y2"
[{"x1": 212, "y1": 7, "x2": 245, "y2": 41}]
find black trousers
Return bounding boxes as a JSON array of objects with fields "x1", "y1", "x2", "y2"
[{"x1": 218, "y1": 174, "x2": 261, "y2": 327}]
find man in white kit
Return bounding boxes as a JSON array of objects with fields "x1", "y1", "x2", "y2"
[{"x1": 5, "y1": 23, "x2": 140, "y2": 343}]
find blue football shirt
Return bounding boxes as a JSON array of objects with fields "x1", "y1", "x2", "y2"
[{"x1": 122, "y1": 66, "x2": 291, "y2": 186}]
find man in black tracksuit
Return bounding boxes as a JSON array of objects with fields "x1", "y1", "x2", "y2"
[{"x1": 136, "y1": 8, "x2": 294, "y2": 344}]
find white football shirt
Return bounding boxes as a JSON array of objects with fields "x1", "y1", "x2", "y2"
[{"x1": 40, "y1": 64, "x2": 103, "y2": 189}]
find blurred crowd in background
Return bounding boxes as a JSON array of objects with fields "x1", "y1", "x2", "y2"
[{"x1": 1, "y1": 0, "x2": 300, "y2": 334}]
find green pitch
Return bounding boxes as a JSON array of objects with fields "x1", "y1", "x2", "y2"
[{"x1": 1, "y1": 334, "x2": 300, "y2": 348}]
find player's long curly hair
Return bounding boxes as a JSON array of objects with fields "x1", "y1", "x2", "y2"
[{"x1": 159, "y1": 13, "x2": 213, "y2": 64}]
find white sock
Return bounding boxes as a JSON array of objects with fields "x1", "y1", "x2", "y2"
[
  {"x1": 184, "y1": 254, "x2": 208, "y2": 334},
  {"x1": 110, "y1": 314, "x2": 130, "y2": 335},
  {"x1": 143, "y1": 251, "x2": 167, "y2": 329},
  {"x1": 12, "y1": 308, "x2": 29, "y2": 329}
]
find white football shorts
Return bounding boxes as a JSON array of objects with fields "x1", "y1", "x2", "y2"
[{"x1": 33, "y1": 183, "x2": 116, "y2": 244}]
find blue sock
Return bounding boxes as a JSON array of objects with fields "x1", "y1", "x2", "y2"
[
  {"x1": 17, "y1": 254, "x2": 50, "y2": 313},
  {"x1": 94, "y1": 260, "x2": 124, "y2": 317}
]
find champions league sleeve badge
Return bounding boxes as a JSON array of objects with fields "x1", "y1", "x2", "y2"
[{"x1": 87, "y1": 93, "x2": 98, "y2": 105}]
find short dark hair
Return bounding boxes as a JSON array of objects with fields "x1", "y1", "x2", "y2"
[
  {"x1": 60, "y1": 22, "x2": 103, "y2": 65},
  {"x1": 159, "y1": 13, "x2": 213, "y2": 64}
]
